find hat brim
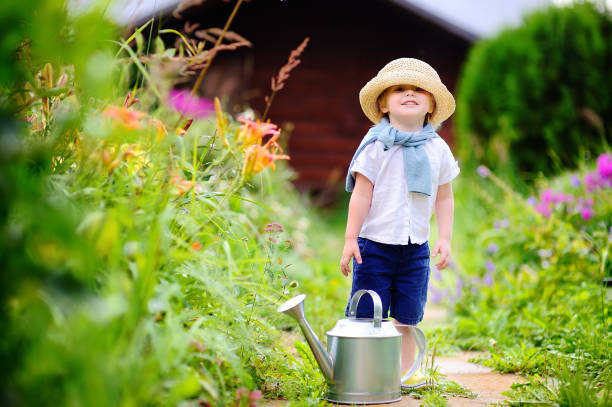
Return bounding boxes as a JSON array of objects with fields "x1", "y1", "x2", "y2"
[{"x1": 359, "y1": 71, "x2": 455, "y2": 126}]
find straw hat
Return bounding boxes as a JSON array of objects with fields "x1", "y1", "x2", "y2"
[{"x1": 359, "y1": 58, "x2": 456, "y2": 126}]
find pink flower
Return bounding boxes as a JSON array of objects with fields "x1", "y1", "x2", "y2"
[
  {"x1": 597, "y1": 153, "x2": 612, "y2": 179},
  {"x1": 585, "y1": 172, "x2": 599, "y2": 192},
  {"x1": 540, "y1": 189, "x2": 562, "y2": 204},
  {"x1": 581, "y1": 207, "x2": 594, "y2": 220},
  {"x1": 265, "y1": 222, "x2": 284, "y2": 233},
  {"x1": 168, "y1": 89, "x2": 214, "y2": 118},
  {"x1": 235, "y1": 388, "x2": 262, "y2": 407},
  {"x1": 249, "y1": 389, "x2": 263, "y2": 403},
  {"x1": 535, "y1": 202, "x2": 552, "y2": 217}
]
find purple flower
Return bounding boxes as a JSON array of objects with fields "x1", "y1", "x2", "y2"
[
  {"x1": 477, "y1": 165, "x2": 491, "y2": 178},
  {"x1": 494, "y1": 219, "x2": 509, "y2": 229},
  {"x1": 455, "y1": 277, "x2": 463, "y2": 299},
  {"x1": 432, "y1": 265, "x2": 442, "y2": 282},
  {"x1": 429, "y1": 287, "x2": 443, "y2": 304},
  {"x1": 571, "y1": 174, "x2": 581, "y2": 187},
  {"x1": 168, "y1": 89, "x2": 214, "y2": 118},
  {"x1": 527, "y1": 196, "x2": 537, "y2": 206},
  {"x1": 581, "y1": 207, "x2": 594, "y2": 221},
  {"x1": 485, "y1": 260, "x2": 496, "y2": 272},
  {"x1": 487, "y1": 243, "x2": 499, "y2": 254},
  {"x1": 597, "y1": 153, "x2": 612, "y2": 179},
  {"x1": 483, "y1": 272, "x2": 493, "y2": 287}
]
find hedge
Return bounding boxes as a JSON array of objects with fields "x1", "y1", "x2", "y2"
[{"x1": 456, "y1": 2, "x2": 612, "y2": 183}]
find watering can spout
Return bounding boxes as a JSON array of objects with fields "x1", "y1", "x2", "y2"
[{"x1": 277, "y1": 294, "x2": 334, "y2": 382}]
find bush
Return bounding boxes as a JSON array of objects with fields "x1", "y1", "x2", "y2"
[{"x1": 456, "y1": 2, "x2": 612, "y2": 184}]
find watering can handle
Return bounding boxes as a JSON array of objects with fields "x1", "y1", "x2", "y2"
[
  {"x1": 400, "y1": 326, "x2": 427, "y2": 382},
  {"x1": 347, "y1": 289, "x2": 383, "y2": 328}
]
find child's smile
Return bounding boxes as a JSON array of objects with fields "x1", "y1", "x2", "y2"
[{"x1": 383, "y1": 85, "x2": 433, "y2": 121}]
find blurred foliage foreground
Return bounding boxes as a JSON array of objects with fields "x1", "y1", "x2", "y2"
[
  {"x1": 1, "y1": 1, "x2": 333, "y2": 406},
  {"x1": 1, "y1": 1, "x2": 611, "y2": 407}
]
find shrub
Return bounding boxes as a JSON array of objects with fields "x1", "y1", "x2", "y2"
[
  {"x1": 456, "y1": 2, "x2": 612, "y2": 183},
  {"x1": 446, "y1": 153, "x2": 611, "y2": 403}
]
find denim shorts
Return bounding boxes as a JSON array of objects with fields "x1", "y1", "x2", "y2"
[{"x1": 345, "y1": 237, "x2": 431, "y2": 325}]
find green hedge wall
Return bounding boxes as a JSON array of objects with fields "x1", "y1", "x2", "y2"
[{"x1": 456, "y1": 2, "x2": 612, "y2": 182}]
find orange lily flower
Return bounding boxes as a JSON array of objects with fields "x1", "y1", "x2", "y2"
[
  {"x1": 237, "y1": 117, "x2": 280, "y2": 147},
  {"x1": 103, "y1": 105, "x2": 146, "y2": 129},
  {"x1": 148, "y1": 118, "x2": 167, "y2": 142},
  {"x1": 242, "y1": 135, "x2": 290, "y2": 180},
  {"x1": 169, "y1": 172, "x2": 202, "y2": 196}
]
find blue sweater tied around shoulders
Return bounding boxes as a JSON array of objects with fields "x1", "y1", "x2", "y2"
[{"x1": 345, "y1": 117, "x2": 439, "y2": 196}]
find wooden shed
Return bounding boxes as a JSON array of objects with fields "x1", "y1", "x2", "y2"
[{"x1": 119, "y1": 0, "x2": 551, "y2": 194}]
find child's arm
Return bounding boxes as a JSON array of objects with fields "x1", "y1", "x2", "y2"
[
  {"x1": 432, "y1": 182, "x2": 454, "y2": 270},
  {"x1": 340, "y1": 173, "x2": 373, "y2": 276}
]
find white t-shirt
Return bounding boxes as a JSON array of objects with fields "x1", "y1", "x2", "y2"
[{"x1": 350, "y1": 138, "x2": 460, "y2": 245}]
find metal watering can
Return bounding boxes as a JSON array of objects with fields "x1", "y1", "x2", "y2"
[{"x1": 278, "y1": 290, "x2": 426, "y2": 405}]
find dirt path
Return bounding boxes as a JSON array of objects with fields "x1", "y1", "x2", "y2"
[
  {"x1": 356, "y1": 305, "x2": 521, "y2": 406},
  {"x1": 435, "y1": 351, "x2": 521, "y2": 406}
]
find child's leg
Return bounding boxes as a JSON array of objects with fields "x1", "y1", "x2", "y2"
[
  {"x1": 390, "y1": 241, "x2": 430, "y2": 374},
  {"x1": 395, "y1": 323, "x2": 416, "y2": 373}
]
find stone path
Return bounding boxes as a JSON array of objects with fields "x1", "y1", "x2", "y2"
[
  {"x1": 347, "y1": 305, "x2": 522, "y2": 407},
  {"x1": 266, "y1": 305, "x2": 522, "y2": 406}
]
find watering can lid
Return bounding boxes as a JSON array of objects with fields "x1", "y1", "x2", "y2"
[
  {"x1": 326, "y1": 318, "x2": 401, "y2": 338},
  {"x1": 325, "y1": 289, "x2": 400, "y2": 337}
]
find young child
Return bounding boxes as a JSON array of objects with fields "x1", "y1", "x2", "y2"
[{"x1": 340, "y1": 58, "x2": 459, "y2": 389}]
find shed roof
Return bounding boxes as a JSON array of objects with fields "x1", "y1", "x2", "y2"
[
  {"x1": 91, "y1": 0, "x2": 554, "y2": 40},
  {"x1": 390, "y1": 0, "x2": 552, "y2": 41}
]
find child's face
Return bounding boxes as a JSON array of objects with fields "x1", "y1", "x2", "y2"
[{"x1": 379, "y1": 84, "x2": 434, "y2": 124}]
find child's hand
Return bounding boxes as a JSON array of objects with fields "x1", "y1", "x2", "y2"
[
  {"x1": 431, "y1": 239, "x2": 451, "y2": 270},
  {"x1": 340, "y1": 238, "x2": 362, "y2": 276}
]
